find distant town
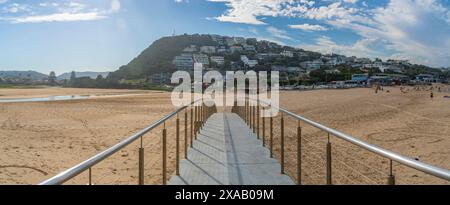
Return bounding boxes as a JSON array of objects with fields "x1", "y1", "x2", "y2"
[{"x1": 1, "y1": 34, "x2": 449, "y2": 90}]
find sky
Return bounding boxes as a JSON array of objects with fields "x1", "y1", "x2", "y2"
[{"x1": 0, "y1": 0, "x2": 450, "y2": 74}]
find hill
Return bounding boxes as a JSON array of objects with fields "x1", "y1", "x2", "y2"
[
  {"x1": 57, "y1": 71, "x2": 110, "y2": 80},
  {"x1": 108, "y1": 34, "x2": 217, "y2": 80},
  {"x1": 0, "y1": 70, "x2": 48, "y2": 80}
]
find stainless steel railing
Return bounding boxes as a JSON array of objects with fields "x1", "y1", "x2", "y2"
[
  {"x1": 233, "y1": 98, "x2": 450, "y2": 185},
  {"x1": 40, "y1": 100, "x2": 217, "y2": 185}
]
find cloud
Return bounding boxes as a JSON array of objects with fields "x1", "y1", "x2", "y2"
[
  {"x1": 343, "y1": 0, "x2": 359, "y2": 4},
  {"x1": 207, "y1": 0, "x2": 315, "y2": 25},
  {"x1": 324, "y1": 0, "x2": 450, "y2": 67},
  {"x1": 110, "y1": 0, "x2": 121, "y2": 13},
  {"x1": 1, "y1": 0, "x2": 121, "y2": 24},
  {"x1": 12, "y1": 12, "x2": 106, "y2": 23},
  {"x1": 289, "y1": 24, "x2": 328, "y2": 31},
  {"x1": 266, "y1": 26, "x2": 292, "y2": 40},
  {"x1": 209, "y1": 0, "x2": 450, "y2": 67},
  {"x1": 299, "y1": 36, "x2": 391, "y2": 59}
]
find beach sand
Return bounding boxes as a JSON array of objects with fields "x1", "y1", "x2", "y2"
[
  {"x1": 274, "y1": 85, "x2": 450, "y2": 185},
  {"x1": 0, "y1": 86, "x2": 449, "y2": 185}
]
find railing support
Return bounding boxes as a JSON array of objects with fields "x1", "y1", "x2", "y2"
[
  {"x1": 190, "y1": 107, "x2": 193, "y2": 148},
  {"x1": 253, "y1": 106, "x2": 256, "y2": 133},
  {"x1": 326, "y1": 134, "x2": 332, "y2": 185},
  {"x1": 176, "y1": 117, "x2": 180, "y2": 176},
  {"x1": 139, "y1": 137, "x2": 144, "y2": 185},
  {"x1": 388, "y1": 160, "x2": 396, "y2": 185},
  {"x1": 185, "y1": 111, "x2": 188, "y2": 159},
  {"x1": 270, "y1": 116, "x2": 274, "y2": 158},
  {"x1": 297, "y1": 125, "x2": 302, "y2": 185},
  {"x1": 88, "y1": 167, "x2": 92, "y2": 185},
  {"x1": 281, "y1": 114, "x2": 285, "y2": 174},
  {"x1": 139, "y1": 147, "x2": 144, "y2": 185},
  {"x1": 262, "y1": 116, "x2": 266, "y2": 147},
  {"x1": 257, "y1": 105, "x2": 260, "y2": 139},
  {"x1": 162, "y1": 127, "x2": 167, "y2": 185}
]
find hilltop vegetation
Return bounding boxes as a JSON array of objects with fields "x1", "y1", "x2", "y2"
[{"x1": 108, "y1": 34, "x2": 217, "y2": 80}]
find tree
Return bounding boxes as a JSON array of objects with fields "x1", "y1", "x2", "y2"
[
  {"x1": 48, "y1": 71, "x2": 57, "y2": 86},
  {"x1": 70, "y1": 71, "x2": 77, "y2": 81}
]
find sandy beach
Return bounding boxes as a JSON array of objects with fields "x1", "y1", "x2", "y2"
[
  {"x1": 276, "y1": 85, "x2": 450, "y2": 185},
  {"x1": 0, "y1": 86, "x2": 449, "y2": 185}
]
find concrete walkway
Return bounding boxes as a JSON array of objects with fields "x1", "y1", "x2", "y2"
[{"x1": 169, "y1": 113, "x2": 295, "y2": 185}]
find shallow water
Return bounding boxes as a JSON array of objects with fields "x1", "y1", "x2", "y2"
[{"x1": 0, "y1": 95, "x2": 91, "y2": 103}]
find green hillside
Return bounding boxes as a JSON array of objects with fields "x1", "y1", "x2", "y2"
[{"x1": 108, "y1": 34, "x2": 217, "y2": 80}]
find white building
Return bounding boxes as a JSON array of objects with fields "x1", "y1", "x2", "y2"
[
  {"x1": 300, "y1": 59, "x2": 323, "y2": 70},
  {"x1": 173, "y1": 53, "x2": 194, "y2": 70},
  {"x1": 233, "y1": 37, "x2": 246, "y2": 45},
  {"x1": 243, "y1": 45, "x2": 256, "y2": 52},
  {"x1": 210, "y1": 56, "x2": 225, "y2": 65},
  {"x1": 226, "y1": 37, "x2": 236, "y2": 46},
  {"x1": 210, "y1": 35, "x2": 225, "y2": 45},
  {"x1": 380, "y1": 65, "x2": 403, "y2": 73},
  {"x1": 355, "y1": 58, "x2": 371, "y2": 64},
  {"x1": 363, "y1": 62, "x2": 383, "y2": 69},
  {"x1": 241, "y1": 55, "x2": 258, "y2": 68},
  {"x1": 193, "y1": 54, "x2": 210, "y2": 66},
  {"x1": 183, "y1": 45, "x2": 197, "y2": 53},
  {"x1": 281, "y1": 50, "x2": 294, "y2": 58},
  {"x1": 230, "y1": 46, "x2": 243, "y2": 53},
  {"x1": 200, "y1": 46, "x2": 216, "y2": 54}
]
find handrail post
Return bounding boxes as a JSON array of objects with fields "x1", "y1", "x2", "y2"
[
  {"x1": 297, "y1": 123, "x2": 302, "y2": 185},
  {"x1": 185, "y1": 111, "x2": 188, "y2": 159},
  {"x1": 194, "y1": 105, "x2": 198, "y2": 139},
  {"x1": 281, "y1": 114, "x2": 285, "y2": 174},
  {"x1": 262, "y1": 116, "x2": 266, "y2": 147},
  {"x1": 326, "y1": 133, "x2": 332, "y2": 185},
  {"x1": 139, "y1": 137, "x2": 144, "y2": 185},
  {"x1": 257, "y1": 104, "x2": 260, "y2": 139},
  {"x1": 88, "y1": 167, "x2": 92, "y2": 185},
  {"x1": 176, "y1": 116, "x2": 180, "y2": 176},
  {"x1": 190, "y1": 107, "x2": 193, "y2": 148},
  {"x1": 270, "y1": 116, "x2": 274, "y2": 158},
  {"x1": 253, "y1": 106, "x2": 256, "y2": 133},
  {"x1": 388, "y1": 160, "x2": 396, "y2": 185},
  {"x1": 246, "y1": 99, "x2": 249, "y2": 125},
  {"x1": 249, "y1": 103, "x2": 253, "y2": 130},
  {"x1": 162, "y1": 126, "x2": 167, "y2": 185}
]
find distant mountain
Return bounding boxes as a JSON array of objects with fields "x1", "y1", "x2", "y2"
[
  {"x1": 108, "y1": 34, "x2": 217, "y2": 80},
  {"x1": 0, "y1": 70, "x2": 48, "y2": 80},
  {"x1": 57, "y1": 71, "x2": 110, "y2": 80}
]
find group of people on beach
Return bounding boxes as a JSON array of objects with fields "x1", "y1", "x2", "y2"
[{"x1": 376, "y1": 83, "x2": 449, "y2": 100}]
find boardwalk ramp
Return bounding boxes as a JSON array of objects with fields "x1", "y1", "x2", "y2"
[{"x1": 169, "y1": 113, "x2": 295, "y2": 185}]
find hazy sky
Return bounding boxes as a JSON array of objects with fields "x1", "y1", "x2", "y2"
[{"x1": 1, "y1": 0, "x2": 450, "y2": 74}]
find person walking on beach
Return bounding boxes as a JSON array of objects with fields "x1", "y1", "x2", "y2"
[{"x1": 431, "y1": 91, "x2": 434, "y2": 99}]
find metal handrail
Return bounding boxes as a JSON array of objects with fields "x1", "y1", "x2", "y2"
[
  {"x1": 40, "y1": 101, "x2": 198, "y2": 185},
  {"x1": 249, "y1": 98, "x2": 450, "y2": 182}
]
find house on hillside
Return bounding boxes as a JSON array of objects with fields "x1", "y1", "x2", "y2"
[
  {"x1": 183, "y1": 45, "x2": 198, "y2": 53},
  {"x1": 241, "y1": 55, "x2": 258, "y2": 68},
  {"x1": 173, "y1": 53, "x2": 194, "y2": 70},
  {"x1": 210, "y1": 56, "x2": 225, "y2": 66},
  {"x1": 300, "y1": 59, "x2": 323, "y2": 71},
  {"x1": 200, "y1": 46, "x2": 216, "y2": 54},
  {"x1": 193, "y1": 54, "x2": 210, "y2": 66}
]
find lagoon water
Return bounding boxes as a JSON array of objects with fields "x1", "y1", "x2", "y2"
[{"x1": 0, "y1": 95, "x2": 91, "y2": 103}]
